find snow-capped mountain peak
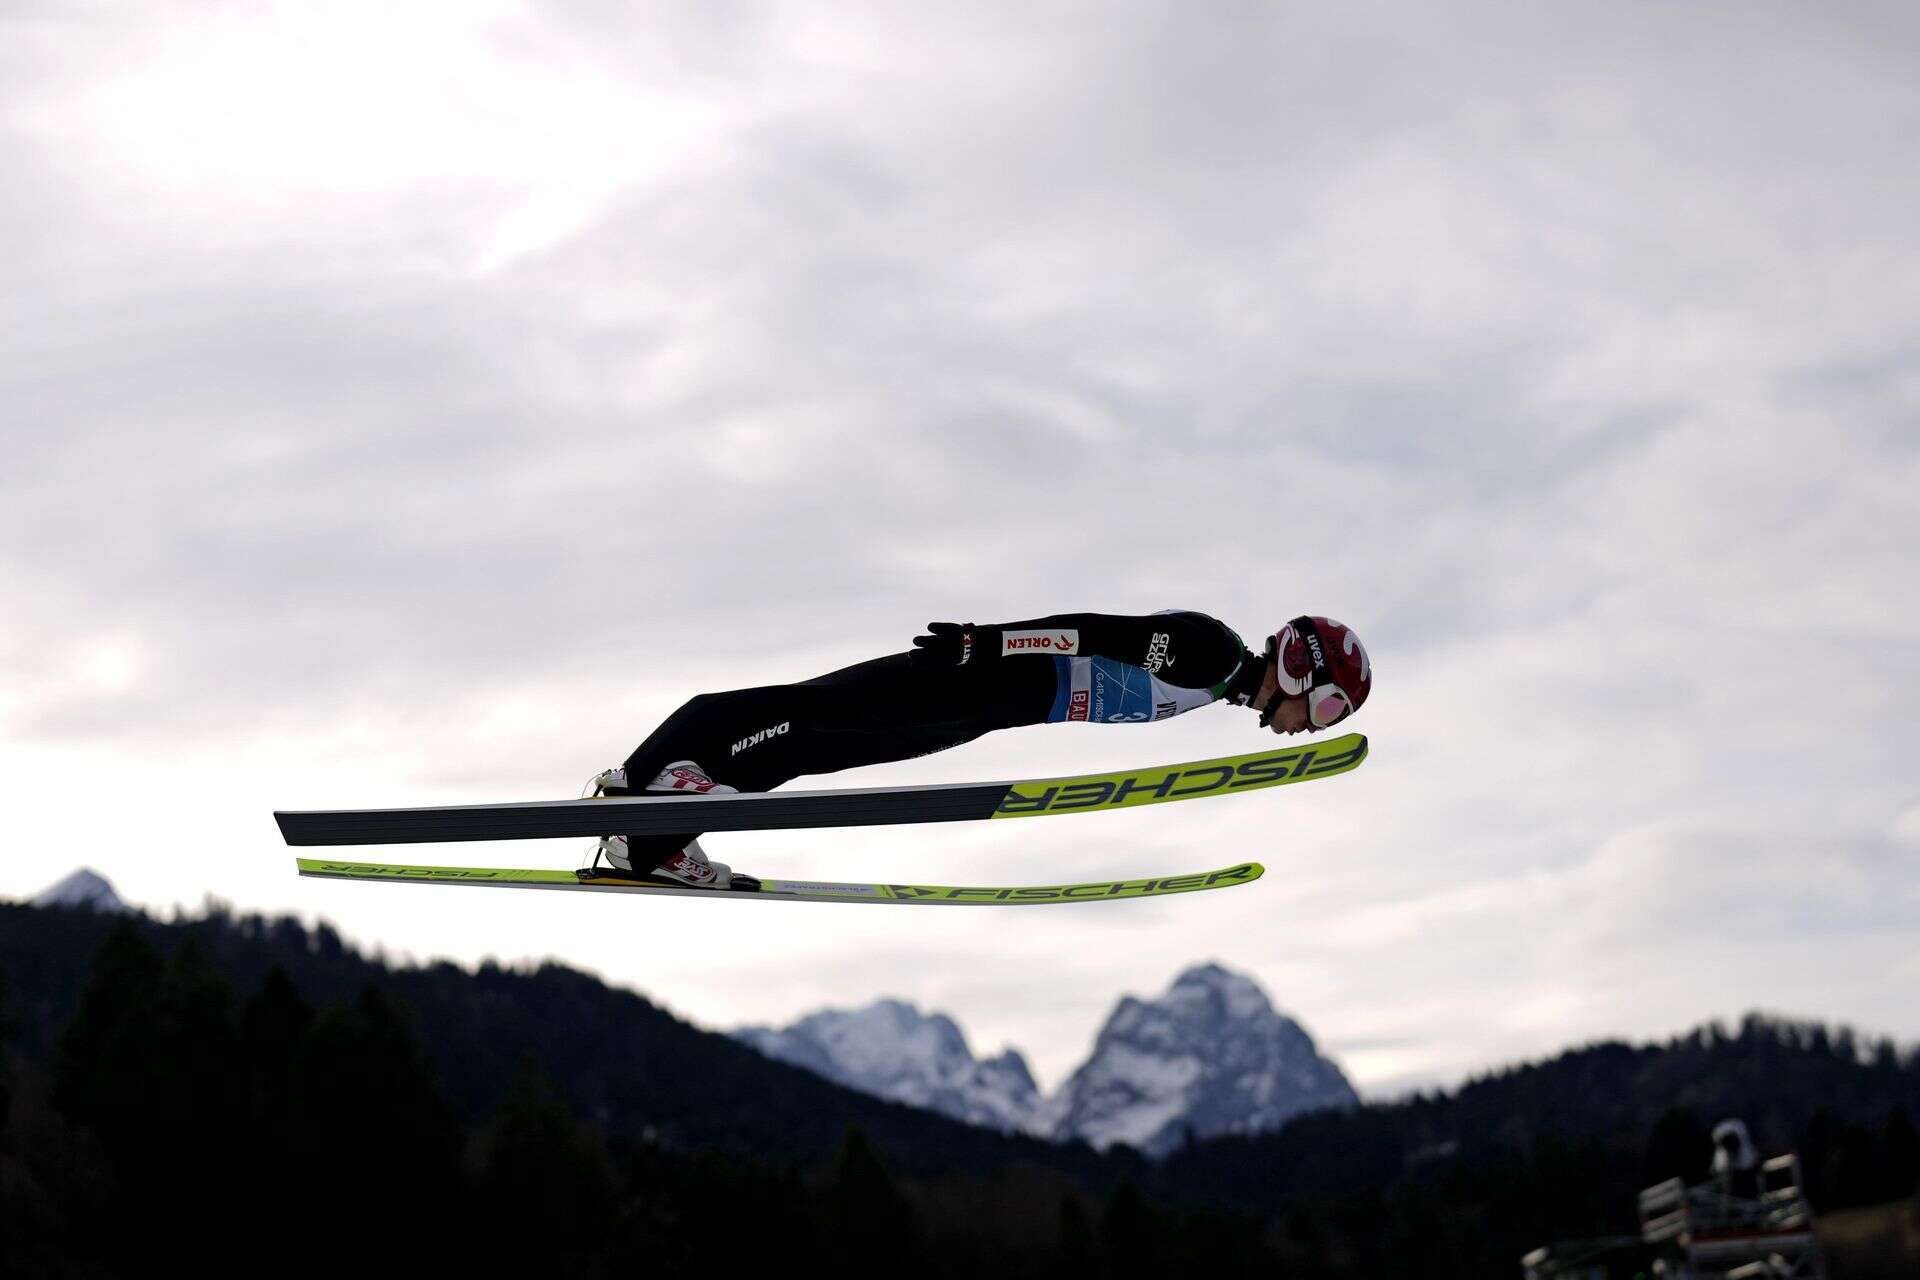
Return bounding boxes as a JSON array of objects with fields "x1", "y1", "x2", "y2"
[
  {"x1": 29, "y1": 868, "x2": 132, "y2": 914},
  {"x1": 1049, "y1": 962, "x2": 1357, "y2": 1157},
  {"x1": 733, "y1": 998, "x2": 1048, "y2": 1135},
  {"x1": 731, "y1": 963, "x2": 1357, "y2": 1158},
  {"x1": 1168, "y1": 961, "x2": 1273, "y2": 1020}
]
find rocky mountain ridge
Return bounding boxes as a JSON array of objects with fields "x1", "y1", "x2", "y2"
[{"x1": 734, "y1": 961, "x2": 1357, "y2": 1156}]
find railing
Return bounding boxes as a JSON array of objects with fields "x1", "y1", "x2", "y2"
[{"x1": 1632, "y1": 1154, "x2": 1824, "y2": 1279}]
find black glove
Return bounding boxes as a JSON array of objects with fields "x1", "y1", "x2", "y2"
[{"x1": 911, "y1": 621, "x2": 992, "y2": 669}]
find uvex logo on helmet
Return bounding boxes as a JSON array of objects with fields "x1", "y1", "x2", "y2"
[{"x1": 1269, "y1": 615, "x2": 1370, "y2": 729}]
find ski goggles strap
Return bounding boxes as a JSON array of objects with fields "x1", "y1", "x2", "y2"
[
  {"x1": 1288, "y1": 615, "x2": 1332, "y2": 684},
  {"x1": 1285, "y1": 614, "x2": 1353, "y2": 729}
]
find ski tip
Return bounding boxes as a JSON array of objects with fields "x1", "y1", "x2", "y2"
[{"x1": 1228, "y1": 861, "x2": 1266, "y2": 888}]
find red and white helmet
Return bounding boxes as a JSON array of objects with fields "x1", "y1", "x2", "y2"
[{"x1": 1266, "y1": 616, "x2": 1371, "y2": 728}]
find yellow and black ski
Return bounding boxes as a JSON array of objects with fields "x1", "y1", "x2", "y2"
[
  {"x1": 297, "y1": 858, "x2": 1266, "y2": 906},
  {"x1": 276, "y1": 733, "x2": 1365, "y2": 847}
]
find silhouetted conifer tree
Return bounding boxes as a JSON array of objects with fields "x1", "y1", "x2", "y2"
[
  {"x1": 0, "y1": 963, "x2": 13, "y2": 1139},
  {"x1": 144, "y1": 937, "x2": 255, "y2": 1266},
  {"x1": 477, "y1": 1055, "x2": 616, "y2": 1270},
  {"x1": 52, "y1": 919, "x2": 169, "y2": 1265},
  {"x1": 52, "y1": 921, "x2": 164, "y2": 1133},
  {"x1": 1884, "y1": 1107, "x2": 1920, "y2": 1200},
  {"x1": 46, "y1": 926, "x2": 258, "y2": 1264},
  {"x1": 243, "y1": 966, "x2": 312, "y2": 1078},
  {"x1": 151, "y1": 936, "x2": 246, "y2": 1184},
  {"x1": 1644, "y1": 1107, "x2": 1710, "y2": 1184},
  {"x1": 1058, "y1": 1190, "x2": 1097, "y2": 1280},
  {"x1": 237, "y1": 964, "x2": 314, "y2": 1230},
  {"x1": 283, "y1": 984, "x2": 462, "y2": 1270},
  {"x1": 828, "y1": 1125, "x2": 915, "y2": 1268},
  {"x1": 1105, "y1": 1178, "x2": 1168, "y2": 1280}
]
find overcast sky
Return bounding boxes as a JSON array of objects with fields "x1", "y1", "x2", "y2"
[{"x1": 4, "y1": 1, "x2": 1917, "y2": 1097}]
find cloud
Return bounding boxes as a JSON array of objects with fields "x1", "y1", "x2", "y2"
[{"x1": 4, "y1": 0, "x2": 1918, "y2": 1090}]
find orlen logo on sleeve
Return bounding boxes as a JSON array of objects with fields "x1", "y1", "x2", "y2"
[{"x1": 1002, "y1": 629, "x2": 1080, "y2": 655}]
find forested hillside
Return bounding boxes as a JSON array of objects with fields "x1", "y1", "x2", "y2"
[{"x1": 3, "y1": 901, "x2": 1915, "y2": 1278}]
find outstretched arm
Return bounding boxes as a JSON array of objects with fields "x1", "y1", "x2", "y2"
[{"x1": 911, "y1": 611, "x2": 1248, "y2": 692}]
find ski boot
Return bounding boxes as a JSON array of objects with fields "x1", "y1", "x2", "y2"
[
  {"x1": 582, "y1": 762, "x2": 755, "y2": 889},
  {"x1": 584, "y1": 761, "x2": 739, "y2": 797},
  {"x1": 590, "y1": 834, "x2": 742, "y2": 888}
]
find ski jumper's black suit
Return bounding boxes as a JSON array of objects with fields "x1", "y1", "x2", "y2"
[{"x1": 618, "y1": 611, "x2": 1265, "y2": 865}]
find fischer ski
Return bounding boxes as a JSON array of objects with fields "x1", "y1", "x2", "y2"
[
  {"x1": 275, "y1": 733, "x2": 1366, "y2": 846},
  {"x1": 296, "y1": 858, "x2": 1266, "y2": 905}
]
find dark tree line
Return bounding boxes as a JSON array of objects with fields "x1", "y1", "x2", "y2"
[
  {"x1": 0, "y1": 911, "x2": 1272, "y2": 1278},
  {"x1": 1154, "y1": 1016, "x2": 1920, "y2": 1275},
  {"x1": 2, "y1": 901, "x2": 1916, "y2": 1278}
]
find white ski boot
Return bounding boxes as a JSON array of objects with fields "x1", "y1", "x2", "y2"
[
  {"x1": 593, "y1": 834, "x2": 734, "y2": 889},
  {"x1": 584, "y1": 761, "x2": 740, "y2": 798},
  {"x1": 585, "y1": 761, "x2": 740, "y2": 888}
]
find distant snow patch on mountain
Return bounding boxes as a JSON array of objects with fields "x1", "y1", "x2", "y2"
[
  {"x1": 1050, "y1": 962, "x2": 1357, "y2": 1156},
  {"x1": 29, "y1": 868, "x2": 132, "y2": 914},
  {"x1": 733, "y1": 998, "x2": 1049, "y2": 1135}
]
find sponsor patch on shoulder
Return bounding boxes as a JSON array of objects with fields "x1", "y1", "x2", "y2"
[{"x1": 1003, "y1": 628, "x2": 1080, "y2": 655}]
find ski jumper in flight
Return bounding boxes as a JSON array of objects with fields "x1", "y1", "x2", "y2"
[{"x1": 586, "y1": 612, "x2": 1372, "y2": 888}]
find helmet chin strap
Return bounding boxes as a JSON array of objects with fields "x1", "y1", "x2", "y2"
[{"x1": 1256, "y1": 647, "x2": 1282, "y2": 729}]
